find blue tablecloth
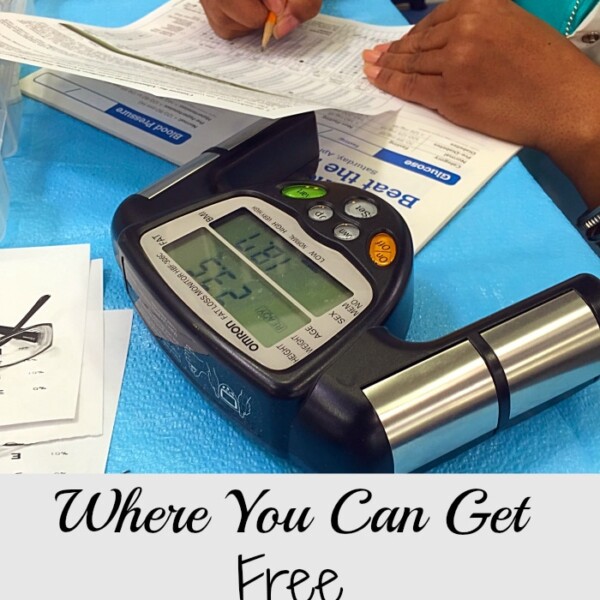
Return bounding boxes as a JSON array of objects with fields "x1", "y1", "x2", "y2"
[{"x1": 3, "y1": 0, "x2": 599, "y2": 473}]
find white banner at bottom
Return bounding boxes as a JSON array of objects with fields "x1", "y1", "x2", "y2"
[{"x1": 1, "y1": 474, "x2": 596, "y2": 598}]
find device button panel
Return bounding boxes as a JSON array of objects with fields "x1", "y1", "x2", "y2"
[
  {"x1": 280, "y1": 184, "x2": 399, "y2": 269},
  {"x1": 280, "y1": 183, "x2": 401, "y2": 270}
]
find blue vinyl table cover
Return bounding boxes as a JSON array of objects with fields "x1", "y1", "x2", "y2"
[{"x1": 3, "y1": 0, "x2": 600, "y2": 473}]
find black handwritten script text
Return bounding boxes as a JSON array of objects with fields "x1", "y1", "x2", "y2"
[{"x1": 54, "y1": 486, "x2": 532, "y2": 598}]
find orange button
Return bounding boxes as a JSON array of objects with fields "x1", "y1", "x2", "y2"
[{"x1": 369, "y1": 232, "x2": 397, "y2": 267}]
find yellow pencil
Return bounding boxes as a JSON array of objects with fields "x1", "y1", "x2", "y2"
[{"x1": 261, "y1": 11, "x2": 277, "y2": 50}]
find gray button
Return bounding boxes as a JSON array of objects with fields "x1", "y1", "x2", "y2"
[
  {"x1": 334, "y1": 223, "x2": 360, "y2": 241},
  {"x1": 308, "y1": 204, "x2": 334, "y2": 221},
  {"x1": 344, "y1": 198, "x2": 378, "y2": 219}
]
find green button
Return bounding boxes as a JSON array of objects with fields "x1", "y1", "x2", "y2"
[{"x1": 281, "y1": 184, "x2": 328, "y2": 199}]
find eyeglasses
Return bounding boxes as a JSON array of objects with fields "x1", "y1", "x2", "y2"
[{"x1": 0, "y1": 294, "x2": 53, "y2": 368}]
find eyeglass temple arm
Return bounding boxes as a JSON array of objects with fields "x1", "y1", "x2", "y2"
[{"x1": 13, "y1": 294, "x2": 51, "y2": 330}]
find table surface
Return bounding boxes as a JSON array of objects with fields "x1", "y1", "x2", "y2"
[{"x1": 3, "y1": 0, "x2": 600, "y2": 474}]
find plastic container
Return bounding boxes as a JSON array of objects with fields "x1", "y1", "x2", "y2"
[
  {"x1": 0, "y1": 80, "x2": 10, "y2": 241},
  {"x1": 0, "y1": 0, "x2": 28, "y2": 240},
  {"x1": 0, "y1": 54, "x2": 22, "y2": 159},
  {"x1": 0, "y1": 161, "x2": 7, "y2": 242}
]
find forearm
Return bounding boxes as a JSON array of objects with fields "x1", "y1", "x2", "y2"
[{"x1": 539, "y1": 62, "x2": 600, "y2": 209}]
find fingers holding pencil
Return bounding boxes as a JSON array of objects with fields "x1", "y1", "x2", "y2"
[
  {"x1": 199, "y1": 0, "x2": 322, "y2": 41},
  {"x1": 199, "y1": 0, "x2": 273, "y2": 39}
]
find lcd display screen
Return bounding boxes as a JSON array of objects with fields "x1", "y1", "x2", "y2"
[
  {"x1": 213, "y1": 210, "x2": 351, "y2": 316},
  {"x1": 164, "y1": 228, "x2": 310, "y2": 347}
]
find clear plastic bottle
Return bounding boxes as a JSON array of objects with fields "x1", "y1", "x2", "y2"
[{"x1": 0, "y1": 0, "x2": 29, "y2": 240}]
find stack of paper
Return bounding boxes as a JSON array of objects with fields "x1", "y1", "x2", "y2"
[
  {"x1": 0, "y1": 244, "x2": 132, "y2": 473},
  {"x1": 0, "y1": 0, "x2": 407, "y2": 118}
]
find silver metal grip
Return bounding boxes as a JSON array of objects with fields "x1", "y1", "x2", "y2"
[
  {"x1": 363, "y1": 341, "x2": 499, "y2": 473},
  {"x1": 482, "y1": 290, "x2": 600, "y2": 418},
  {"x1": 364, "y1": 290, "x2": 600, "y2": 473}
]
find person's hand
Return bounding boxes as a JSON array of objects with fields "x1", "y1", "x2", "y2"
[
  {"x1": 362, "y1": 0, "x2": 600, "y2": 207},
  {"x1": 199, "y1": 0, "x2": 322, "y2": 40}
]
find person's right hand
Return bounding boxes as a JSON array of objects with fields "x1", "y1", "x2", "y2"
[{"x1": 199, "y1": 0, "x2": 322, "y2": 40}]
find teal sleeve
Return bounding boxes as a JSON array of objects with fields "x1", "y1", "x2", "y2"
[{"x1": 514, "y1": 0, "x2": 598, "y2": 34}]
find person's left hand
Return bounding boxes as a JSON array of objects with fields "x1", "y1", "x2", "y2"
[
  {"x1": 362, "y1": 0, "x2": 593, "y2": 148},
  {"x1": 361, "y1": 0, "x2": 600, "y2": 208}
]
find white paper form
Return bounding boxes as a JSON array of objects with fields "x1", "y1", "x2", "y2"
[
  {"x1": 21, "y1": 71, "x2": 262, "y2": 166},
  {"x1": 22, "y1": 72, "x2": 519, "y2": 251},
  {"x1": 0, "y1": 259, "x2": 104, "y2": 445},
  {"x1": 315, "y1": 107, "x2": 518, "y2": 250},
  {"x1": 0, "y1": 0, "x2": 408, "y2": 117},
  {"x1": 0, "y1": 244, "x2": 90, "y2": 426},
  {"x1": 0, "y1": 309, "x2": 133, "y2": 474}
]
